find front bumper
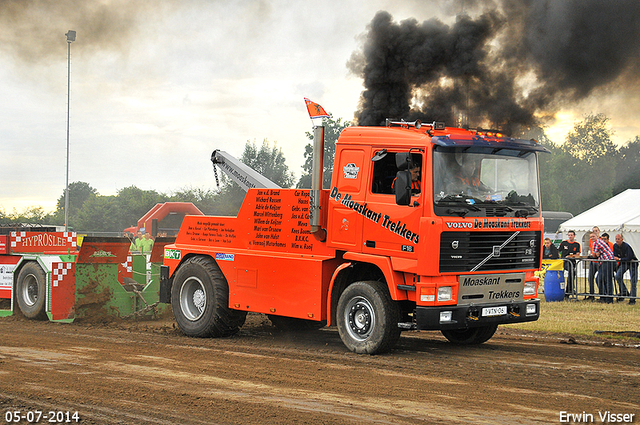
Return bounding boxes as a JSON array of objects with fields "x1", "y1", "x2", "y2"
[{"x1": 415, "y1": 299, "x2": 540, "y2": 331}]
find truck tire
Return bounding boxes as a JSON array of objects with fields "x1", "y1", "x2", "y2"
[
  {"x1": 441, "y1": 324, "x2": 499, "y2": 345},
  {"x1": 171, "y1": 256, "x2": 246, "y2": 338},
  {"x1": 15, "y1": 262, "x2": 47, "y2": 320},
  {"x1": 336, "y1": 281, "x2": 401, "y2": 354},
  {"x1": 267, "y1": 315, "x2": 326, "y2": 332}
]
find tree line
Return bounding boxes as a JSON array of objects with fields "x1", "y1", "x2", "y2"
[{"x1": 1, "y1": 113, "x2": 638, "y2": 232}]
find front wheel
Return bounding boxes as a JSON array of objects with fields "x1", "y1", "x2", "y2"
[
  {"x1": 171, "y1": 256, "x2": 246, "y2": 337},
  {"x1": 441, "y1": 324, "x2": 498, "y2": 345},
  {"x1": 336, "y1": 281, "x2": 401, "y2": 354},
  {"x1": 16, "y1": 262, "x2": 47, "y2": 320}
]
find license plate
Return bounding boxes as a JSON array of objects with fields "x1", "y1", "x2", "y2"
[{"x1": 482, "y1": 306, "x2": 507, "y2": 317}]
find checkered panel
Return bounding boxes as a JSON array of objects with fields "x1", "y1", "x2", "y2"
[{"x1": 52, "y1": 262, "x2": 73, "y2": 287}]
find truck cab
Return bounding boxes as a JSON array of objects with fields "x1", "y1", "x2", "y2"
[{"x1": 325, "y1": 121, "x2": 545, "y2": 349}]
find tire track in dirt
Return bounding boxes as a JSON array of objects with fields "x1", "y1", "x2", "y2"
[{"x1": 0, "y1": 317, "x2": 638, "y2": 424}]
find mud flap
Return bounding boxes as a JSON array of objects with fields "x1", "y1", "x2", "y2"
[{"x1": 159, "y1": 265, "x2": 171, "y2": 304}]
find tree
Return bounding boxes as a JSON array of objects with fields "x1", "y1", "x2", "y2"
[
  {"x1": 73, "y1": 186, "x2": 165, "y2": 233},
  {"x1": 241, "y1": 139, "x2": 295, "y2": 188},
  {"x1": 536, "y1": 114, "x2": 626, "y2": 215},
  {"x1": 51, "y1": 181, "x2": 98, "y2": 226},
  {"x1": 216, "y1": 140, "x2": 296, "y2": 215},
  {"x1": 614, "y1": 136, "x2": 640, "y2": 193},
  {"x1": 0, "y1": 206, "x2": 52, "y2": 225},
  {"x1": 168, "y1": 186, "x2": 220, "y2": 215},
  {"x1": 297, "y1": 115, "x2": 351, "y2": 189},
  {"x1": 563, "y1": 113, "x2": 618, "y2": 164}
]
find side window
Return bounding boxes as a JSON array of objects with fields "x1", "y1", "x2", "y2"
[{"x1": 371, "y1": 151, "x2": 422, "y2": 195}]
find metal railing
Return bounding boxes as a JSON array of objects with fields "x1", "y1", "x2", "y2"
[{"x1": 547, "y1": 258, "x2": 638, "y2": 303}]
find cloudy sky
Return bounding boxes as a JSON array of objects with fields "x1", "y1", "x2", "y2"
[{"x1": 2, "y1": 0, "x2": 639, "y2": 214}]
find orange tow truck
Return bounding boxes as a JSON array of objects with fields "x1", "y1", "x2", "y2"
[{"x1": 160, "y1": 119, "x2": 548, "y2": 354}]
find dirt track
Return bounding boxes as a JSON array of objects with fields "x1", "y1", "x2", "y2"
[{"x1": 0, "y1": 314, "x2": 638, "y2": 425}]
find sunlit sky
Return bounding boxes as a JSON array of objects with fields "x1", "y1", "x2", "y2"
[{"x1": 1, "y1": 1, "x2": 638, "y2": 214}]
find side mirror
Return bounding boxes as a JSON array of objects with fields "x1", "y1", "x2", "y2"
[
  {"x1": 395, "y1": 152, "x2": 411, "y2": 171},
  {"x1": 394, "y1": 171, "x2": 412, "y2": 205}
]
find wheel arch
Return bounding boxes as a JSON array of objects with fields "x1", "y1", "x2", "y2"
[
  {"x1": 327, "y1": 257, "x2": 399, "y2": 326},
  {"x1": 164, "y1": 252, "x2": 222, "y2": 300}
]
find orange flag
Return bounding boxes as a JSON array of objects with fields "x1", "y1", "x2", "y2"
[{"x1": 304, "y1": 98, "x2": 330, "y2": 119}]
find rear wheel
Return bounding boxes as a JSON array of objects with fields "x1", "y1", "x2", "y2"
[
  {"x1": 171, "y1": 256, "x2": 246, "y2": 337},
  {"x1": 441, "y1": 324, "x2": 498, "y2": 345},
  {"x1": 336, "y1": 281, "x2": 401, "y2": 354},
  {"x1": 16, "y1": 262, "x2": 47, "y2": 320}
]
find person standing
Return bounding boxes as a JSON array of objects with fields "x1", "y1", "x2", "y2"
[
  {"x1": 613, "y1": 234, "x2": 637, "y2": 305},
  {"x1": 139, "y1": 232, "x2": 154, "y2": 254},
  {"x1": 590, "y1": 231, "x2": 615, "y2": 303},
  {"x1": 586, "y1": 226, "x2": 602, "y2": 300},
  {"x1": 559, "y1": 230, "x2": 581, "y2": 298},
  {"x1": 543, "y1": 238, "x2": 560, "y2": 259}
]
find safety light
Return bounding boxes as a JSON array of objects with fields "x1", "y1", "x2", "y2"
[
  {"x1": 437, "y1": 286, "x2": 453, "y2": 302},
  {"x1": 440, "y1": 311, "x2": 453, "y2": 322}
]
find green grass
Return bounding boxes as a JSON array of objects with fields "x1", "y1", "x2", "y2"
[{"x1": 505, "y1": 298, "x2": 640, "y2": 338}]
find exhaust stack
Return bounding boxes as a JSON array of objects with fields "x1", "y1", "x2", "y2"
[{"x1": 309, "y1": 126, "x2": 326, "y2": 241}]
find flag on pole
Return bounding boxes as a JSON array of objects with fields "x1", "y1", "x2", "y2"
[{"x1": 304, "y1": 98, "x2": 330, "y2": 119}]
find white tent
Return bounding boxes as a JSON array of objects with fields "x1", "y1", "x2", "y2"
[{"x1": 558, "y1": 189, "x2": 640, "y2": 253}]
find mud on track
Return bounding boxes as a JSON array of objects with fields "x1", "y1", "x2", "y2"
[{"x1": 0, "y1": 314, "x2": 638, "y2": 425}]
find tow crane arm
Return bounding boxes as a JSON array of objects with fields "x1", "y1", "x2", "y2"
[{"x1": 211, "y1": 149, "x2": 281, "y2": 192}]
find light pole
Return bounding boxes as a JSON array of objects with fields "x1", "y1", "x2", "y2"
[{"x1": 64, "y1": 30, "x2": 76, "y2": 232}]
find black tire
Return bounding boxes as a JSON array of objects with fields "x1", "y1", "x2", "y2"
[
  {"x1": 336, "y1": 281, "x2": 401, "y2": 354},
  {"x1": 441, "y1": 324, "x2": 499, "y2": 345},
  {"x1": 15, "y1": 262, "x2": 47, "y2": 320},
  {"x1": 267, "y1": 314, "x2": 326, "y2": 332},
  {"x1": 171, "y1": 256, "x2": 246, "y2": 337}
]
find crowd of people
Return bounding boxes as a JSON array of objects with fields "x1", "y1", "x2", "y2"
[
  {"x1": 126, "y1": 230, "x2": 155, "y2": 254},
  {"x1": 543, "y1": 227, "x2": 638, "y2": 304}
]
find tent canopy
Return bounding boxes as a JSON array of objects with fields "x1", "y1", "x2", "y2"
[{"x1": 558, "y1": 189, "x2": 640, "y2": 252}]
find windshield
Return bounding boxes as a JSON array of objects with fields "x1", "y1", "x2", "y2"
[{"x1": 433, "y1": 147, "x2": 541, "y2": 217}]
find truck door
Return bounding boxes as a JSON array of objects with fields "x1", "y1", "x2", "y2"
[
  {"x1": 327, "y1": 148, "x2": 366, "y2": 252},
  {"x1": 363, "y1": 150, "x2": 424, "y2": 259}
]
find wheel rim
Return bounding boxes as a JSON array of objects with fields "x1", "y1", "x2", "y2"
[
  {"x1": 179, "y1": 276, "x2": 207, "y2": 321},
  {"x1": 21, "y1": 274, "x2": 39, "y2": 307},
  {"x1": 344, "y1": 296, "x2": 376, "y2": 341}
]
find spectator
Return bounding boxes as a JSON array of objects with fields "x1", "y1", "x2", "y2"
[
  {"x1": 131, "y1": 230, "x2": 143, "y2": 253},
  {"x1": 613, "y1": 234, "x2": 637, "y2": 305},
  {"x1": 590, "y1": 231, "x2": 615, "y2": 303},
  {"x1": 586, "y1": 226, "x2": 602, "y2": 300},
  {"x1": 559, "y1": 230, "x2": 581, "y2": 298},
  {"x1": 139, "y1": 232, "x2": 154, "y2": 254},
  {"x1": 543, "y1": 238, "x2": 559, "y2": 259}
]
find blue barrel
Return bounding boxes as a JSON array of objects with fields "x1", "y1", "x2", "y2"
[{"x1": 544, "y1": 270, "x2": 565, "y2": 302}]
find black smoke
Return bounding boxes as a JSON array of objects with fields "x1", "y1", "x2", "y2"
[{"x1": 349, "y1": 1, "x2": 640, "y2": 134}]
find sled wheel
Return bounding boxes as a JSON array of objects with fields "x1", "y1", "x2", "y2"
[
  {"x1": 171, "y1": 256, "x2": 246, "y2": 337},
  {"x1": 336, "y1": 281, "x2": 401, "y2": 354},
  {"x1": 16, "y1": 262, "x2": 47, "y2": 320}
]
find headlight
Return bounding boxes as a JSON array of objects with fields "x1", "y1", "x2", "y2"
[
  {"x1": 523, "y1": 281, "x2": 537, "y2": 296},
  {"x1": 526, "y1": 304, "x2": 537, "y2": 315},
  {"x1": 437, "y1": 286, "x2": 453, "y2": 302}
]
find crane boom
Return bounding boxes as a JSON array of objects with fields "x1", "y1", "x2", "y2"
[{"x1": 211, "y1": 149, "x2": 281, "y2": 192}]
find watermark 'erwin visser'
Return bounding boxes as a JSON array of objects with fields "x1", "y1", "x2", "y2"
[{"x1": 560, "y1": 411, "x2": 635, "y2": 423}]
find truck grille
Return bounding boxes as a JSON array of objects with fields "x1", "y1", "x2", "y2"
[{"x1": 439, "y1": 231, "x2": 540, "y2": 273}]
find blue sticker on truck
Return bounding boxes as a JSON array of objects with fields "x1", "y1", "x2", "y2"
[{"x1": 215, "y1": 253, "x2": 235, "y2": 261}]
